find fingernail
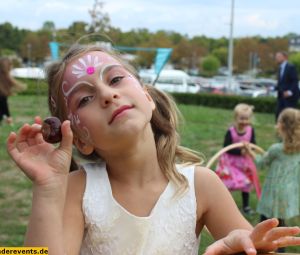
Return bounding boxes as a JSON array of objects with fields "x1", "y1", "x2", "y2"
[
  {"x1": 246, "y1": 248, "x2": 256, "y2": 254},
  {"x1": 32, "y1": 124, "x2": 42, "y2": 129}
]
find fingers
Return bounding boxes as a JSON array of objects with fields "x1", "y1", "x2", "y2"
[
  {"x1": 58, "y1": 120, "x2": 73, "y2": 154},
  {"x1": 27, "y1": 124, "x2": 42, "y2": 146},
  {"x1": 7, "y1": 131, "x2": 19, "y2": 160},
  {"x1": 203, "y1": 240, "x2": 227, "y2": 255},
  {"x1": 34, "y1": 116, "x2": 43, "y2": 125},
  {"x1": 14, "y1": 123, "x2": 42, "y2": 151},
  {"x1": 7, "y1": 122, "x2": 43, "y2": 154},
  {"x1": 264, "y1": 226, "x2": 300, "y2": 242},
  {"x1": 250, "y1": 218, "x2": 279, "y2": 242},
  {"x1": 203, "y1": 236, "x2": 257, "y2": 255},
  {"x1": 276, "y1": 235, "x2": 300, "y2": 248}
]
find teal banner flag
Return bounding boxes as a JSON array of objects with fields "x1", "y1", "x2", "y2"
[
  {"x1": 154, "y1": 48, "x2": 172, "y2": 75},
  {"x1": 49, "y1": 41, "x2": 60, "y2": 60}
]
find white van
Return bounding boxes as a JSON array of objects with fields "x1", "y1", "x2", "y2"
[{"x1": 139, "y1": 69, "x2": 200, "y2": 94}]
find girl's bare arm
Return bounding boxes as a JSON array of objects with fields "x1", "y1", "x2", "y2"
[
  {"x1": 6, "y1": 119, "x2": 84, "y2": 254},
  {"x1": 195, "y1": 166, "x2": 252, "y2": 240}
]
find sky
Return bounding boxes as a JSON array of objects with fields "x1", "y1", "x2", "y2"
[{"x1": 1, "y1": 0, "x2": 300, "y2": 38}]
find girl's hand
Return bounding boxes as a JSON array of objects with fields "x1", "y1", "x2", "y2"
[
  {"x1": 204, "y1": 218, "x2": 300, "y2": 255},
  {"x1": 243, "y1": 142, "x2": 256, "y2": 159},
  {"x1": 6, "y1": 116, "x2": 73, "y2": 188}
]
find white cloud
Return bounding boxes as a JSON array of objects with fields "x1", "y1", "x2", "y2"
[
  {"x1": 244, "y1": 14, "x2": 278, "y2": 29},
  {"x1": 1, "y1": 0, "x2": 300, "y2": 37}
]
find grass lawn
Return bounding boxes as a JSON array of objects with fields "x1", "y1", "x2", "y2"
[{"x1": 0, "y1": 94, "x2": 299, "y2": 253}]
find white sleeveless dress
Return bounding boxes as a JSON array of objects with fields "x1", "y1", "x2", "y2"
[{"x1": 80, "y1": 162, "x2": 200, "y2": 255}]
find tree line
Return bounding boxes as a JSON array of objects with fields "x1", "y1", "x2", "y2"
[{"x1": 1, "y1": 20, "x2": 300, "y2": 77}]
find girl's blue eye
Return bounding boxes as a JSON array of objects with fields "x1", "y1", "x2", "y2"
[
  {"x1": 110, "y1": 76, "x2": 124, "y2": 85},
  {"x1": 78, "y1": 96, "x2": 93, "y2": 108}
]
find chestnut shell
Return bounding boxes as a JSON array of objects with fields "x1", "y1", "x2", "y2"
[{"x1": 41, "y1": 117, "x2": 62, "y2": 143}]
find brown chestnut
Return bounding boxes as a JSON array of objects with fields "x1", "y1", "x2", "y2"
[{"x1": 41, "y1": 117, "x2": 62, "y2": 143}]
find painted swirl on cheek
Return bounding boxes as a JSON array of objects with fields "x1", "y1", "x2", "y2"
[
  {"x1": 62, "y1": 81, "x2": 73, "y2": 97},
  {"x1": 68, "y1": 112, "x2": 91, "y2": 143}
]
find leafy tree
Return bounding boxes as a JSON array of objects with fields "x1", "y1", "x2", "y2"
[
  {"x1": 234, "y1": 37, "x2": 259, "y2": 73},
  {"x1": 201, "y1": 55, "x2": 220, "y2": 77},
  {"x1": 42, "y1": 21, "x2": 55, "y2": 33},
  {"x1": 87, "y1": 0, "x2": 111, "y2": 33},
  {"x1": 68, "y1": 21, "x2": 89, "y2": 40},
  {"x1": 289, "y1": 52, "x2": 300, "y2": 74},
  {"x1": 41, "y1": 21, "x2": 56, "y2": 40},
  {"x1": 0, "y1": 22, "x2": 29, "y2": 53},
  {"x1": 19, "y1": 31, "x2": 51, "y2": 65},
  {"x1": 212, "y1": 47, "x2": 228, "y2": 66},
  {"x1": 135, "y1": 30, "x2": 173, "y2": 68}
]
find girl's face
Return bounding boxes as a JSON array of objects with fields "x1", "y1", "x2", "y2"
[
  {"x1": 62, "y1": 51, "x2": 155, "y2": 154},
  {"x1": 236, "y1": 112, "x2": 251, "y2": 128}
]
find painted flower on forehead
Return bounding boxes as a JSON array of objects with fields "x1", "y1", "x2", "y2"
[{"x1": 72, "y1": 54, "x2": 103, "y2": 78}]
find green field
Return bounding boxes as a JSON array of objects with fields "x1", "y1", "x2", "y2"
[{"x1": 0, "y1": 94, "x2": 299, "y2": 253}]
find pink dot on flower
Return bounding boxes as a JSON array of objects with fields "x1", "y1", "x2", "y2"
[{"x1": 86, "y1": 66, "x2": 95, "y2": 75}]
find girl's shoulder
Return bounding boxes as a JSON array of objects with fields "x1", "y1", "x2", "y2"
[
  {"x1": 68, "y1": 168, "x2": 86, "y2": 194},
  {"x1": 194, "y1": 166, "x2": 222, "y2": 190},
  {"x1": 267, "y1": 143, "x2": 283, "y2": 156},
  {"x1": 65, "y1": 169, "x2": 87, "y2": 209},
  {"x1": 268, "y1": 142, "x2": 283, "y2": 151}
]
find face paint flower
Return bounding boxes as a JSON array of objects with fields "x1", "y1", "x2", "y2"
[{"x1": 72, "y1": 54, "x2": 103, "y2": 78}]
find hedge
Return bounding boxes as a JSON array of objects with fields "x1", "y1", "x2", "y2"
[{"x1": 171, "y1": 92, "x2": 279, "y2": 113}]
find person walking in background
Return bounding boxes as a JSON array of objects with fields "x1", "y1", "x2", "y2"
[
  {"x1": 275, "y1": 51, "x2": 300, "y2": 120},
  {"x1": 216, "y1": 103, "x2": 259, "y2": 216},
  {"x1": 246, "y1": 108, "x2": 300, "y2": 252},
  {"x1": 0, "y1": 57, "x2": 26, "y2": 124}
]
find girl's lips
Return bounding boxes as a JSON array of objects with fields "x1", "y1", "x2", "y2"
[{"x1": 109, "y1": 105, "x2": 133, "y2": 124}]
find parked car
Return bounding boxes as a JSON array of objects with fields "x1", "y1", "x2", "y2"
[
  {"x1": 11, "y1": 67, "x2": 45, "y2": 79},
  {"x1": 139, "y1": 69, "x2": 200, "y2": 94}
]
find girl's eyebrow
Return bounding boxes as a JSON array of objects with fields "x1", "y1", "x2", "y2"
[
  {"x1": 100, "y1": 64, "x2": 122, "y2": 81},
  {"x1": 64, "y1": 81, "x2": 95, "y2": 98}
]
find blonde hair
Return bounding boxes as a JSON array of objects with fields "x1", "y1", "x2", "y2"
[
  {"x1": 46, "y1": 43, "x2": 203, "y2": 195},
  {"x1": 233, "y1": 103, "x2": 254, "y2": 120},
  {"x1": 277, "y1": 108, "x2": 300, "y2": 154}
]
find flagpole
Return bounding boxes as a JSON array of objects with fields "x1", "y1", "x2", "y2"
[{"x1": 227, "y1": 0, "x2": 235, "y2": 91}]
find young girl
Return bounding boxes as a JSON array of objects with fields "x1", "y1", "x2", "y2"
[
  {"x1": 7, "y1": 44, "x2": 300, "y2": 255},
  {"x1": 216, "y1": 103, "x2": 260, "y2": 215},
  {"x1": 247, "y1": 108, "x2": 300, "y2": 225}
]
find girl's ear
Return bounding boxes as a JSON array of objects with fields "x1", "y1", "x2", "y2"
[
  {"x1": 143, "y1": 88, "x2": 156, "y2": 111},
  {"x1": 73, "y1": 136, "x2": 94, "y2": 155}
]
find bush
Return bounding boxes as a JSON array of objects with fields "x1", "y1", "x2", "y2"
[
  {"x1": 171, "y1": 92, "x2": 279, "y2": 113},
  {"x1": 17, "y1": 78, "x2": 48, "y2": 96}
]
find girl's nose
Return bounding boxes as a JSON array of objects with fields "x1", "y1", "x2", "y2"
[{"x1": 99, "y1": 87, "x2": 119, "y2": 107}]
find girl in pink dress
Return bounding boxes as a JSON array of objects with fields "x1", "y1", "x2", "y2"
[{"x1": 216, "y1": 103, "x2": 260, "y2": 215}]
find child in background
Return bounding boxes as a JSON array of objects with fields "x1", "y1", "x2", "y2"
[
  {"x1": 216, "y1": 103, "x2": 259, "y2": 215},
  {"x1": 246, "y1": 108, "x2": 300, "y2": 225},
  {"x1": 7, "y1": 44, "x2": 300, "y2": 255},
  {"x1": 246, "y1": 108, "x2": 300, "y2": 253},
  {"x1": 0, "y1": 57, "x2": 26, "y2": 124}
]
